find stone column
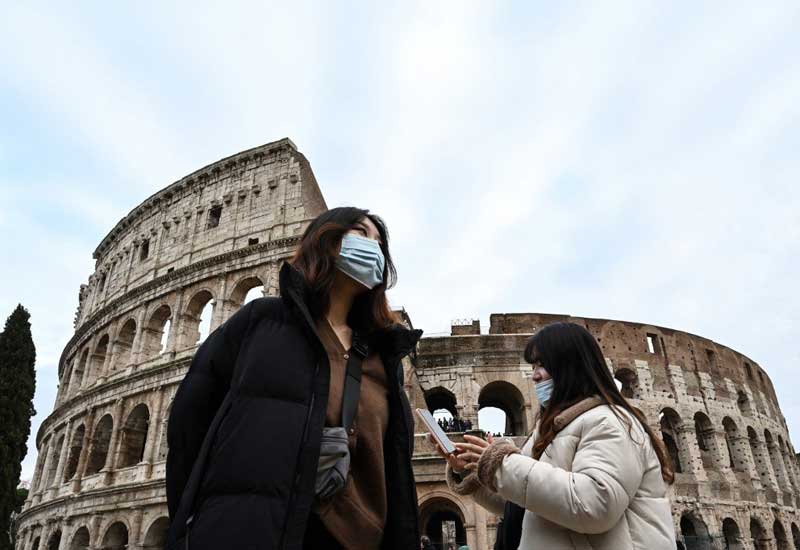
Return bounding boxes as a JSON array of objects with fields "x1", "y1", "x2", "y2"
[
  {"x1": 72, "y1": 408, "x2": 96, "y2": 493},
  {"x1": 465, "y1": 524, "x2": 478, "y2": 550},
  {"x1": 78, "y1": 335, "x2": 98, "y2": 392},
  {"x1": 88, "y1": 514, "x2": 103, "y2": 550},
  {"x1": 164, "y1": 293, "x2": 184, "y2": 355},
  {"x1": 677, "y1": 424, "x2": 707, "y2": 483},
  {"x1": 29, "y1": 438, "x2": 48, "y2": 501},
  {"x1": 129, "y1": 507, "x2": 145, "y2": 550},
  {"x1": 57, "y1": 517, "x2": 72, "y2": 550},
  {"x1": 130, "y1": 308, "x2": 148, "y2": 366},
  {"x1": 97, "y1": 329, "x2": 116, "y2": 385},
  {"x1": 143, "y1": 386, "x2": 165, "y2": 478},
  {"x1": 102, "y1": 399, "x2": 125, "y2": 485},
  {"x1": 210, "y1": 275, "x2": 230, "y2": 332}
]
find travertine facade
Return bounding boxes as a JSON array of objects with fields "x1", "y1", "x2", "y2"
[{"x1": 16, "y1": 142, "x2": 800, "y2": 550}]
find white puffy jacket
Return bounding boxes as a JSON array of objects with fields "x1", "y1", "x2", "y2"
[{"x1": 447, "y1": 397, "x2": 676, "y2": 550}]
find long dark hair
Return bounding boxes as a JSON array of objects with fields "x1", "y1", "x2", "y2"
[
  {"x1": 289, "y1": 206, "x2": 399, "y2": 332},
  {"x1": 524, "y1": 322, "x2": 674, "y2": 484}
]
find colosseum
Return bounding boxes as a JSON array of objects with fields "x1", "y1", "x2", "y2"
[{"x1": 14, "y1": 139, "x2": 800, "y2": 550}]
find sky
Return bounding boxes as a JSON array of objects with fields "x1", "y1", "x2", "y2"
[{"x1": 1, "y1": 1, "x2": 799, "y2": 483}]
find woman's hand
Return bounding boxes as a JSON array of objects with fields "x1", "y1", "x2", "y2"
[
  {"x1": 427, "y1": 434, "x2": 469, "y2": 472},
  {"x1": 455, "y1": 433, "x2": 495, "y2": 471}
]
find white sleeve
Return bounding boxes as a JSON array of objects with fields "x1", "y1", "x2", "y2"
[{"x1": 493, "y1": 416, "x2": 644, "y2": 534}]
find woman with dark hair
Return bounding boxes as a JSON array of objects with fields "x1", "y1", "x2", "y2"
[
  {"x1": 432, "y1": 322, "x2": 676, "y2": 549},
  {"x1": 166, "y1": 207, "x2": 423, "y2": 549}
]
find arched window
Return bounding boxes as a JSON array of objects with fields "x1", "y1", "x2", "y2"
[
  {"x1": 660, "y1": 408, "x2": 683, "y2": 474},
  {"x1": 722, "y1": 518, "x2": 744, "y2": 550},
  {"x1": 679, "y1": 512, "x2": 710, "y2": 550},
  {"x1": 230, "y1": 276, "x2": 265, "y2": 308},
  {"x1": 117, "y1": 404, "x2": 150, "y2": 468},
  {"x1": 693, "y1": 412, "x2": 718, "y2": 470},
  {"x1": 722, "y1": 417, "x2": 748, "y2": 473},
  {"x1": 112, "y1": 318, "x2": 137, "y2": 371},
  {"x1": 424, "y1": 387, "x2": 460, "y2": 430},
  {"x1": 64, "y1": 424, "x2": 85, "y2": 482},
  {"x1": 419, "y1": 497, "x2": 467, "y2": 550},
  {"x1": 774, "y1": 520, "x2": 790, "y2": 550},
  {"x1": 102, "y1": 522, "x2": 128, "y2": 550},
  {"x1": 478, "y1": 381, "x2": 527, "y2": 436},
  {"x1": 179, "y1": 291, "x2": 215, "y2": 349},
  {"x1": 142, "y1": 305, "x2": 171, "y2": 359},
  {"x1": 70, "y1": 349, "x2": 90, "y2": 396},
  {"x1": 46, "y1": 530, "x2": 61, "y2": 550},
  {"x1": 614, "y1": 367, "x2": 640, "y2": 399},
  {"x1": 86, "y1": 414, "x2": 114, "y2": 475},
  {"x1": 143, "y1": 517, "x2": 169, "y2": 550},
  {"x1": 69, "y1": 526, "x2": 90, "y2": 550},
  {"x1": 736, "y1": 390, "x2": 752, "y2": 417},
  {"x1": 765, "y1": 429, "x2": 791, "y2": 504},
  {"x1": 87, "y1": 334, "x2": 110, "y2": 385}
]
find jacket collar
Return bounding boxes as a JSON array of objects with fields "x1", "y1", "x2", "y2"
[
  {"x1": 552, "y1": 395, "x2": 605, "y2": 433},
  {"x1": 278, "y1": 261, "x2": 423, "y2": 361}
]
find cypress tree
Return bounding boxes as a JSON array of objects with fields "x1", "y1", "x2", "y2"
[{"x1": 0, "y1": 305, "x2": 36, "y2": 550}]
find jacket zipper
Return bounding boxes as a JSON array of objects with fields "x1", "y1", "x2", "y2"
[{"x1": 279, "y1": 360, "x2": 320, "y2": 549}]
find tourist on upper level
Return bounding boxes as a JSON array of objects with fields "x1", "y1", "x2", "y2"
[
  {"x1": 431, "y1": 322, "x2": 676, "y2": 549},
  {"x1": 165, "y1": 207, "x2": 423, "y2": 550}
]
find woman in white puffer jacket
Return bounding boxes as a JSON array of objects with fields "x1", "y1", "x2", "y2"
[{"x1": 432, "y1": 322, "x2": 676, "y2": 550}]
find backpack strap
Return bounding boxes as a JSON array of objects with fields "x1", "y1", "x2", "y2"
[{"x1": 341, "y1": 332, "x2": 368, "y2": 432}]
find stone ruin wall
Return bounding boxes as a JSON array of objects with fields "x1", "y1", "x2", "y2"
[
  {"x1": 14, "y1": 139, "x2": 327, "y2": 550},
  {"x1": 408, "y1": 313, "x2": 800, "y2": 550}
]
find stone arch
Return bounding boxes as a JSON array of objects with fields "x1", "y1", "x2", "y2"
[
  {"x1": 64, "y1": 424, "x2": 85, "y2": 481},
  {"x1": 86, "y1": 414, "x2": 114, "y2": 475},
  {"x1": 111, "y1": 318, "x2": 137, "y2": 371},
  {"x1": 722, "y1": 517, "x2": 744, "y2": 550},
  {"x1": 60, "y1": 360, "x2": 74, "y2": 402},
  {"x1": 46, "y1": 530, "x2": 61, "y2": 550},
  {"x1": 101, "y1": 521, "x2": 129, "y2": 550},
  {"x1": 614, "y1": 367, "x2": 641, "y2": 399},
  {"x1": 142, "y1": 516, "x2": 169, "y2": 550},
  {"x1": 774, "y1": 520, "x2": 790, "y2": 550},
  {"x1": 117, "y1": 403, "x2": 150, "y2": 468},
  {"x1": 179, "y1": 289, "x2": 215, "y2": 349},
  {"x1": 424, "y1": 386, "x2": 458, "y2": 419},
  {"x1": 143, "y1": 304, "x2": 172, "y2": 359},
  {"x1": 750, "y1": 516, "x2": 768, "y2": 550},
  {"x1": 31, "y1": 536, "x2": 41, "y2": 550},
  {"x1": 722, "y1": 417, "x2": 749, "y2": 473},
  {"x1": 693, "y1": 411, "x2": 718, "y2": 470},
  {"x1": 679, "y1": 511, "x2": 710, "y2": 550},
  {"x1": 70, "y1": 348, "x2": 90, "y2": 395},
  {"x1": 88, "y1": 334, "x2": 110, "y2": 385},
  {"x1": 33, "y1": 438, "x2": 51, "y2": 491},
  {"x1": 478, "y1": 381, "x2": 527, "y2": 436},
  {"x1": 660, "y1": 408, "x2": 684, "y2": 474},
  {"x1": 737, "y1": 389, "x2": 753, "y2": 417},
  {"x1": 44, "y1": 433, "x2": 65, "y2": 488},
  {"x1": 748, "y1": 427, "x2": 774, "y2": 494},
  {"x1": 229, "y1": 275, "x2": 265, "y2": 307},
  {"x1": 68, "y1": 526, "x2": 90, "y2": 550},
  {"x1": 419, "y1": 494, "x2": 469, "y2": 550}
]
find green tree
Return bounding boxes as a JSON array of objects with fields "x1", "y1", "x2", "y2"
[{"x1": 0, "y1": 305, "x2": 36, "y2": 550}]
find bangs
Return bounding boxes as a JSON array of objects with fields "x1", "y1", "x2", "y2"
[{"x1": 524, "y1": 333, "x2": 540, "y2": 364}]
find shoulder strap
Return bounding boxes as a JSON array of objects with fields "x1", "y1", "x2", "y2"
[{"x1": 341, "y1": 333, "x2": 368, "y2": 431}]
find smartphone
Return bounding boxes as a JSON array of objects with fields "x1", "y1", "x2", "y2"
[{"x1": 416, "y1": 408, "x2": 457, "y2": 455}]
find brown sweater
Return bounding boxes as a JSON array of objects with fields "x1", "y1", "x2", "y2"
[{"x1": 314, "y1": 318, "x2": 389, "y2": 550}]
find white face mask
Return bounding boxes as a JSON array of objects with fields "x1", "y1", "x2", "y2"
[
  {"x1": 335, "y1": 233, "x2": 385, "y2": 289},
  {"x1": 535, "y1": 379, "x2": 554, "y2": 408}
]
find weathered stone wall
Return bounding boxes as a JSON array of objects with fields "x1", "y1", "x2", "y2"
[
  {"x1": 15, "y1": 139, "x2": 327, "y2": 550},
  {"x1": 412, "y1": 315, "x2": 800, "y2": 550}
]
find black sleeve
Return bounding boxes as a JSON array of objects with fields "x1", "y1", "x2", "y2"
[{"x1": 165, "y1": 300, "x2": 255, "y2": 519}]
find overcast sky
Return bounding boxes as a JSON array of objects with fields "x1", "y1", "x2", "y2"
[{"x1": 1, "y1": 1, "x2": 798, "y2": 482}]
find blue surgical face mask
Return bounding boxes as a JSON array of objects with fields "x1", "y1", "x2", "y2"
[
  {"x1": 336, "y1": 233, "x2": 385, "y2": 289},
  {"x1": 535, "y1": 378, "x2": 554, "y2": 408}
]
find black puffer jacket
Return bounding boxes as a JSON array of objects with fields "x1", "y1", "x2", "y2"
[{"x1": 166, "y1": 262, "x2": 423, "y2": 549}]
